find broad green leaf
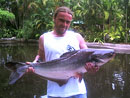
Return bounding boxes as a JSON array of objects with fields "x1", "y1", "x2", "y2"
[{"x1": 104, "y1": 11, "x2": 109, "y2": 20}]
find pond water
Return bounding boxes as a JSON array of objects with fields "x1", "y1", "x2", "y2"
[{"x1": 0, "y1": 43, "x2": 130, "y2": 98}]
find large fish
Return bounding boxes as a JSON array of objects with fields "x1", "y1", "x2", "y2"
[{"x1": 5, "y1": 48, "x2": 115, "y2": 86}]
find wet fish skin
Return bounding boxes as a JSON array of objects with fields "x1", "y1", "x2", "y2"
[{"x1": 5, "y1": 48, "x2": 115, "y2": 86}]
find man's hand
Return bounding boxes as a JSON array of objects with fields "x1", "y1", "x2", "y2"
[
  {"x1": 26, "y1": 62, "x2": 35, "y2": 73},
  {"x1": 85, "y1": 62, "x2": 100, "y2": 74}
]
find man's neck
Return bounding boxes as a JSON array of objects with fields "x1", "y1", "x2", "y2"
[{"x1": 52, "y1": 30, "x2": 66, "y2": 37}]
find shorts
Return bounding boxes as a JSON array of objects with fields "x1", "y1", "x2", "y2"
[{"x1": 47, "y1": 93, "x2": 87, "y2": 98}]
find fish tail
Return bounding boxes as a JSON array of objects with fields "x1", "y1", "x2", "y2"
[{"x1": 5, "y1": 62, "x2": 28, "y2": 84}]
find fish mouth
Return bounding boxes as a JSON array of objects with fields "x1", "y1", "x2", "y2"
[{"x1": 85, "y1": 53, "x2": 115, "y2": 68}]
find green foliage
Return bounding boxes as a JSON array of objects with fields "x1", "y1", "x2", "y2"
[
  {"x1": 0, "y1": 9, "x2": 15, "y2": 21},
  {"x1": 71, "y1": 0, "x2": 130, "y2": 43},
  {"x1": 0, "y1": 0, "x2": 130, "y2": 43},
  {"x1": 16, "y1": 20, "x2": 35, "y2": 39},
  {"x1": 15, "y1": 0, "x2": 55, "y2": 39},
  {"x1": 0, "y1": 8, "x2": 15, "y2": 38}
]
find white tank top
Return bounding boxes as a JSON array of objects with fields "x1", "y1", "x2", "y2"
[{"x1": 43, "y1": 31, "x2": 87, "y2": 97}]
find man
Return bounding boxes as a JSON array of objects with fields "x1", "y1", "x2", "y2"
[{"x1": 28, "y1": 6, "x2": 99, "y2": 98}]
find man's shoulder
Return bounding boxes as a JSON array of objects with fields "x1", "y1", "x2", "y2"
[
  {"x1": 39, "y1": 31, "x2": 50, "y2": 39},
  {"x1": 66, "y1": 30, "x2": 75, "y2": 33},
  {"x1": 40, "y1": 31, "x2": 52, "y2": 37},
  {"x1": 66, "y1": 30, "x2": 80, "y2": 36}
]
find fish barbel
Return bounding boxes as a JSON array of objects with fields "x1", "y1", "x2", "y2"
[{"x1": 5, "y1": 48, "x2": 115, "y2": 86}]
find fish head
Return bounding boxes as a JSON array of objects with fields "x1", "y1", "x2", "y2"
[{"x1": 87, "y1": 49, "x2": 115, "y2": 67}]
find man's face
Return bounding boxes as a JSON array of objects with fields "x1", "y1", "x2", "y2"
[{"x1": 54, "y1": 12, "x2": 72, "y2": 35}]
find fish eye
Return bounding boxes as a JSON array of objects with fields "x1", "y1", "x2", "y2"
[
  {"x1": 96, "y1": 59, "x2": 102, "y2": 63},
  {"x1": 91, "y1": 58, "x2": 101, "y2": 63}
]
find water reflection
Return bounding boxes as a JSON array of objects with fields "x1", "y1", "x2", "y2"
[
  {"x1": 0, "y1": 43, "x2": 130, "y2": 98},
  {"x1": 112, "y1": 71, "x2": 125, "y2": 91},
  {"x1": 0, "y1": 43, "x2": 47, "y2": 98},
  {"x1": 86, "y1": 53, "x2": 130, "y2": 98}
]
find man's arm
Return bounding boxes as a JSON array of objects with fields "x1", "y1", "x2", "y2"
[
  {"x1": 76, "y1": 33, "x2": 88, "y2": 49},
  {"x1": 33, "y1": 35, "x2": 45, "y2": 63},
  {"x1": 26, "y1": 35, "x2": 45, "y2": 72}
]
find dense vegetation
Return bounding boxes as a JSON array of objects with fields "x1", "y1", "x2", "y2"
[{"x1": 0, "y1": 0, "x2": 130, "y2": 43}]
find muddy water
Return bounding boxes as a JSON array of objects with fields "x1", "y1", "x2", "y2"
[{"x1": 0, "y1": 43, "x2": 130, "y2": 98}]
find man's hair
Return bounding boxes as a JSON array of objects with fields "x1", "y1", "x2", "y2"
[{"x1": 54, "y1": 6, "x2": 73, "y2": 19}]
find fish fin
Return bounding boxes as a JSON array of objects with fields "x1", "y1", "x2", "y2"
[
  {"x1": 75, "y1": 72, "x2": 84, "y2": 82},
  {"x1": 9, "y1": 71, "x2": 25, "y2": 84},
  {"x1": 5, "y1": 62, "x2": 26, "y2": 71},
  {"x1": 60, "y1": 50, "x2": 79, "y2": 58},
  {"x1": 86, "y1": 51, "x2": 94, "y2": 56},
  {"x1": 36, "y1": 75, "x2": 68, "y2": 86},
  {"x1": 5, "y1": 62, "x2": 17, "y2": 71},
  {"x1": 57, "y1": 80, "x2": 68, "y2": 86},
  {"x1": 49, "y1": 79, "x2": 68, "y2": 86},
  {"x1": 5, "y1": 62, "x2": 28, "y2": 84}
]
